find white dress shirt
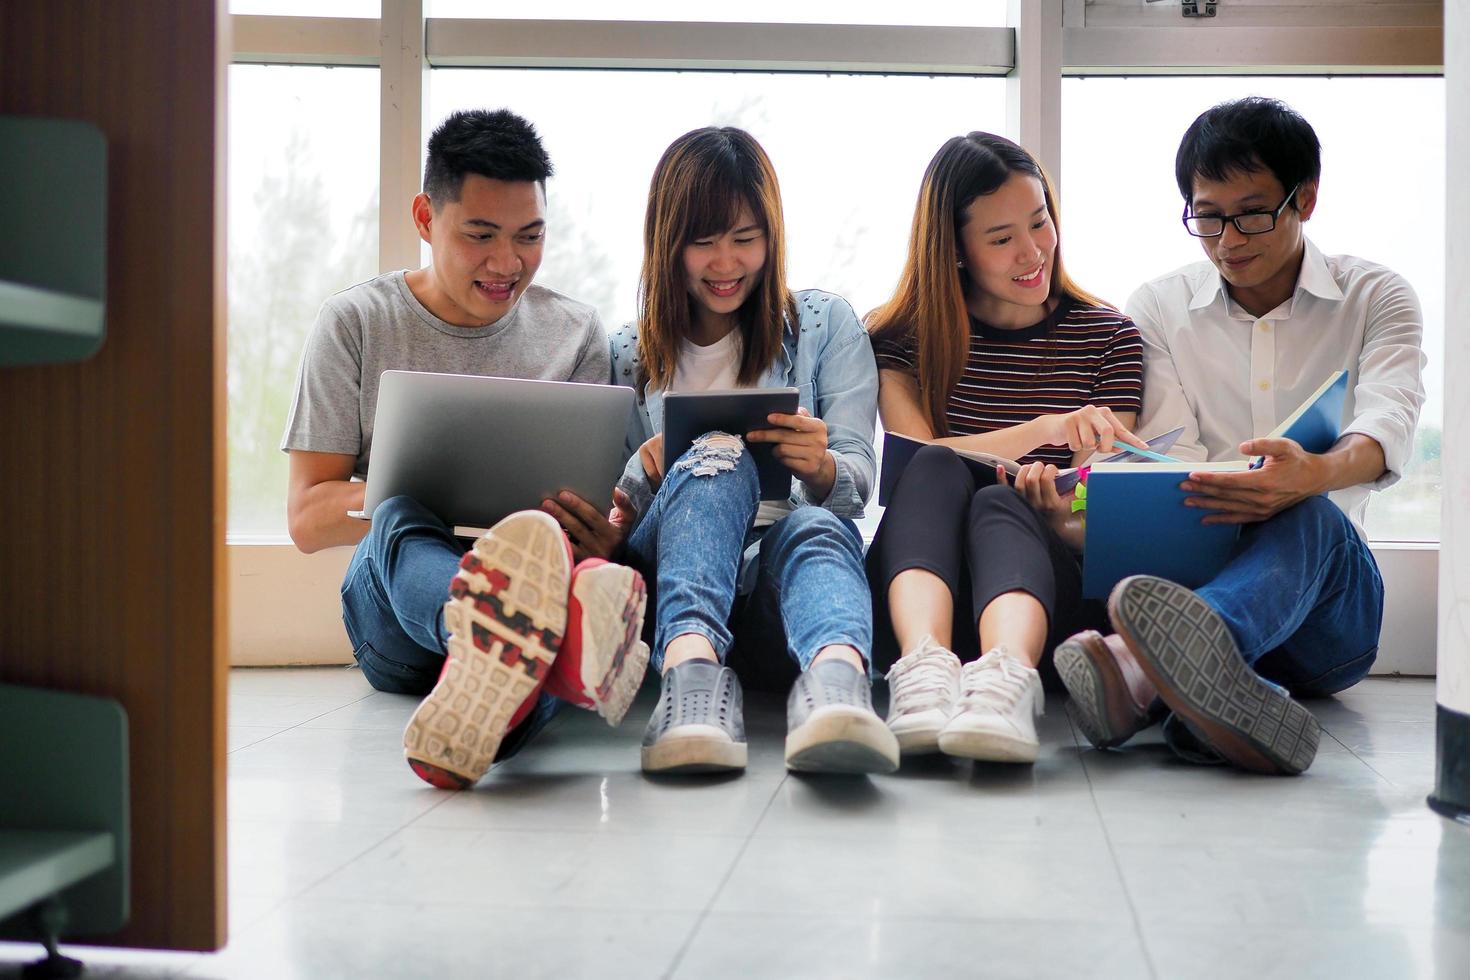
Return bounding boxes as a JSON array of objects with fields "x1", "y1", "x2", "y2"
[{"x1": 1126, "y1": 238, "x2": 1426, "y2": 535}]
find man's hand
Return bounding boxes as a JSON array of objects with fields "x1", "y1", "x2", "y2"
[
  {"x1": 1181, "y1": 437, "x2": 1327, "y2": 525},
  {"x1": 542, "y1": 487, "x2": 638, "y2": 562},
  {"x1": 1005, "y1": 461, "x2": 1084, "y2": 550},
  {"x1": 746, "y1": 407, "x2": 835, "y2": 500},
  {"x1": 638, "y1": 433, "x2": 665, "y2": 491}
]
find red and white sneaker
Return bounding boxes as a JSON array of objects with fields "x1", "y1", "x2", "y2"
[
  {"x1": 545, "y1": 558, "x2": 650, "y2": 727},
  {"x1": 403, "y1": 510, "x2": 572, "y2": 790}
]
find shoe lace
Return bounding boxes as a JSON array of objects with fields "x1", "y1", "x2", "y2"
[
  {"x1": 885, "y1": 644, "x2": 956, "y2": 713},
  {"x1": 956, "y1": 648, "x2": 1039, "y2": 716}
]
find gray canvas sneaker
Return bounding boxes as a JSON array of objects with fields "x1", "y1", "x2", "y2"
[
  {"x1": 785, "y1": 660, "x2": 900, "y2": 774},
  {"x1": 640, "y1": 660, "x2": 747, "y2": 774}
]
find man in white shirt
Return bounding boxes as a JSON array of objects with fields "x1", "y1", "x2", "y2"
[{"x1": 1055, "y1": 97, "x2": 1425, "y2": 775}]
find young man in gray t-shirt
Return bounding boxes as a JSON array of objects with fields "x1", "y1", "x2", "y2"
[{"x1": 280, "y1": 109, "x2": 648, "y2": 790}]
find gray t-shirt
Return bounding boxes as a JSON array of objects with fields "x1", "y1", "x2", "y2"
[{"x1": 280, "y1": 271, "x2": 611, "y2": 479}]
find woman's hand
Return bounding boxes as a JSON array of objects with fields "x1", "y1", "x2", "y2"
[
  {"x1": 638, "y1": 433, "x2": 665, "y2": 491},
  {"x1": 1004, "y1": 461, "x2": 1085, "y2": 551},
  {"x1": 747, "y1": 407, "x2": 836, "y2": 500},
  {"x1": 1035, "y1": 405, "x2": 1148, "y2": 455}
]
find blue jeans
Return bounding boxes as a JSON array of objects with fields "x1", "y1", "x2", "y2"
[
  {"x1": 624, "y1": 441, "x2": 872, "y2": 688},
  {"x1": 1195, "y1": 495, "x2": 1383, "y2": 697},
  {"x1": 340, "y1": 495, "x2": 560, "y2": 753}
]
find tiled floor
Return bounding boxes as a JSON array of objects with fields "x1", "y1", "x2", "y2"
[{"x1": 3, "y1": 668, "x2": 1468, "y2": 979}]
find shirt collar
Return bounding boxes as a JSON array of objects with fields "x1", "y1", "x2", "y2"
[{"x1": 1186, "y1": 236, "x2": 1343, "y2": 314}]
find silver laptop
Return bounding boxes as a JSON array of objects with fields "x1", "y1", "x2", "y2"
[{"x1": 356, "y1": 370, "x2": 635, "y2": 532}]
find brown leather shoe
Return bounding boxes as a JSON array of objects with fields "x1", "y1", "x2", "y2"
[{"x1": 1054, "y1": 629, "x2": 1158, "y2": 749}]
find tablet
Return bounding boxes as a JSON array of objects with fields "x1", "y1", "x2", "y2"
[
  {"x1": 358, "y1": 371, "x2": 635, "y2": 531},
  {"x1": 663, "y1": 388, "x2": 800, "y2": 500}
]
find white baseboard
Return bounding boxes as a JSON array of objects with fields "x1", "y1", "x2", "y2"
[{"x1": 227, "y1": 541, "x2": 1440, "y2": 674}]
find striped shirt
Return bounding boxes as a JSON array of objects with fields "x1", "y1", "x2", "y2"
[{"x1": 872, "y1": 298, "x2": 1144, "y2": 468}]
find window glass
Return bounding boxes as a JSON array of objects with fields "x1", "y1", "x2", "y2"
[
  {"x1": 1062, "y1": 76, "x2": 1444, "y2": 542},
  {"x1": 228, "y1": 65, "x2": 379, "y2": 539},
  {"x1": 426, "y1": 1, "x2": 1007, "y2": 27},
  {"x1": 231, "y1": 0, "x2": 379, "y2": 15}
]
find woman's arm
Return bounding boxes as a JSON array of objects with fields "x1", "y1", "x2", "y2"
[{"x1": 879, "y1": 369, "x2": 1142, "y2": 461}]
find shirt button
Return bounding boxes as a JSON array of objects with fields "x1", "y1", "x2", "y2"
[
  {"x1": 1258, "y1": 321, "x2": 1271, "y2": 332},
  {"x1": 1259, "y1": 381, "x2": 1271, "y2": 391}
]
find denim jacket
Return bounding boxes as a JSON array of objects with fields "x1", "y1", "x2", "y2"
[{"x1": 610, "y1": 288, "x2": 878, "y2": 533}]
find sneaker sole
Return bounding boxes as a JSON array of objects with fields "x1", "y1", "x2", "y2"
[
  {"x1": 641, "y1": 725, "x2": 748, "y2": 774},
  {"x1": 937, "y1": 727, "x2": 1038, "y2": 764},
  {"x1": 1109, "y1": 575, "x2": 1320, "y2": 776},
  {"x1": 1054, "y1": 631, "x2": 1148, "y2": 750},
  {"x1": 889, "y1": 721, "x2": 945, "y2": 755},
  {"x1": 786, "y1": 706, "x2": 900, "y2": 774},
  {"x1": 403, "y1": 512, "x2": 570, "y2": 789},
  {"x1": 565, "y1": 562, "x2": 650, "y2": 727}
]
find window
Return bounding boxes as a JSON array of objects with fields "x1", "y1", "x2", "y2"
[
  {"x1": 231, "y1": 0, "x2": 379, "y2": 15},
  {"x1": 228, "y1": 65, "x2": 379, "y2": 538},
  {"x1": 425, "y1": 0, "x2": 1007, "y2": 27},
  {"x1": 1062, "y1": 76, "x2": 1444, "y2": 542},
  {"x1": 430, "y1": 69, "x2": 1006, "y2": 330}
]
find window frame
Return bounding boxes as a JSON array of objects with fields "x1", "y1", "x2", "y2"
[{"x1": 224, "y1": 2, "x2": 1445, "y2": 673}]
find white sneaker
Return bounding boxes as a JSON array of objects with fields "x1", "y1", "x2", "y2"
[
  {"x1": 938, "y1": 647, "x2": 1044, "y2": 763},
  {"x1": 883, "y1": 636, "x2": 961, "y2": 754}
]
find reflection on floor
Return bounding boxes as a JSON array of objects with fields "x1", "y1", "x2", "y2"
[{"x1": 2, "y1": 668, "x2": 1467, "y2": 979}]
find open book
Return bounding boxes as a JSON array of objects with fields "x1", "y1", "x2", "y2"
[
  {"x1": 1080, "y1": 370, "x2": 1350, "y2": 598},
  {"x1": 877, "y1": 427, "x2": 1185, "y2": 507}
]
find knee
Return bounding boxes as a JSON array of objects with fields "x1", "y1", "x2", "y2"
[
  {"x1": 668, "y1": 432, "x2": 759, "y2": 498},
  {"x1": 369, "y1": 494, "x2": 435, "y2": 533},
  {"x1": 771, "y1": 507, "x2": 862, "y2": 555},
  {"x1": 1268, "y1": 495, "x2": 1357, "y2": 548},
  {"x1": 970, "y1": 483, "x2": 1026, "y2": 516},
  {"x1": 908, "y1": 444, "x2": 974, "y2": 489}
]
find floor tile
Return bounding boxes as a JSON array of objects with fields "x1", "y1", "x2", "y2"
[
  {"x1": 303, "y1": 826, "x2": 750, "y2": 913},
  {"x1": 1115, "y1": 830, "x2": 1470, "y2": 929},
  {"x1": 417, "y1": 770, "x2": 784, "y2": 837},
  {"x1": 711, "y1": 834, "x2": 1134, "y2": 923},
  {"x1": 1142, "y1": 923, "x2": 1470, "y2": 980},
  {"x1": 227, "y1": 694, "x2": 372, "y2": 730},
  {"x1": 227, "y1": 667, "x2": 372, "y2": 698},
  {"x1": 296, "y1": 691, "x2": 419, "y2": 731},
  {"x1": 671, "y1": 914, "x2": 1153, "y2": 980},
  {"x1": 226, "y1": 726, "x2": 280, "y2": 753},
  {"x1": 184, "y1": 900, "x2": 696, "y2": 980}
]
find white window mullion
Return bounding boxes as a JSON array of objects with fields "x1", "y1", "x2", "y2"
[
  {"x1": 1008, "y1": 0, "x2": 1064, "y2": 194},
  {"x1": 379, "y1": 0, "x2": 429, "y2": 275}
]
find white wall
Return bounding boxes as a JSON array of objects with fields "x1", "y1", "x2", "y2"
[{"x1": 1438, "y1": 0, "x2": 1469, "y2": 716}]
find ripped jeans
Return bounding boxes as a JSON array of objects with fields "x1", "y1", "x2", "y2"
[{"x1": 623, "y1": 434, "x2": 872, "y2": 682}]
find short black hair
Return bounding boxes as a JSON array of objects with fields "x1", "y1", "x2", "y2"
[
  {"x1": 1174, "y1": 96, "x2": 1321, "y2": 204},
  {"x1": 422, "y1": 109, "x2": 553, "y2": 207}
]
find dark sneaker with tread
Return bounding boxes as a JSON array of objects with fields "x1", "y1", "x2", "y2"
[
  {"x1": 785, "y1": 661, "x2": 900, "y2": 774},
  {"x1": 1107, "y1": 575, "x2": 1320, "y2": 775},
  {"x1": 641, "y1": 660, "x2": 747, "y2": 774},
  {"x1": 403, "y1": 511, "x2": 571, "y2": 790}
]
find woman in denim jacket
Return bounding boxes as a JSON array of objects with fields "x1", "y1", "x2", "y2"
[{"x1": 607, "y1": 126, "x2": 897, "y2": 776}]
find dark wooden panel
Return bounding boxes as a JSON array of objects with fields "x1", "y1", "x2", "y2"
[{"x1": 0, "y1": 0, "x2": 227, "y2": 951}]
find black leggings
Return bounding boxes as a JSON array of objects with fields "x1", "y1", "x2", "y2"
[{"x1": 866, "y1": 443, "x2": 1107, "y2": 688}]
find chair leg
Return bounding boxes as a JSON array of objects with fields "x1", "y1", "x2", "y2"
[{"x1": 21, "y1": 898, "x2": 83, "y2": 979}]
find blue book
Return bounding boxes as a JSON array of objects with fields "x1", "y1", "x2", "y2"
[{"x1": 1081, "y1": 371, "x2": 1349, "y2": 598}]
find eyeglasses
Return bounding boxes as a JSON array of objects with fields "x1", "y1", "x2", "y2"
[{"x1": 1182, "y1": 183, "x2": 1301, "y2": 238}]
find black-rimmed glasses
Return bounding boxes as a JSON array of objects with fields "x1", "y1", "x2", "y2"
[{"x1": 1182, "y1": 183, "x2": 1301, "y2": 238}]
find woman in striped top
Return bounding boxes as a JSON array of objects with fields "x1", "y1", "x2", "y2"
[{"x1": 865, "y1": 132, "x2": 1146, "y2": 765}]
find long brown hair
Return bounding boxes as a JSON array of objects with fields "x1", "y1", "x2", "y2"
[
  {"x1": 637, "y1": 127, "x2": 798, "y2": 390},
  {"x1": 867, "y1": 132, "x2": 1108, "y2": 436}
]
